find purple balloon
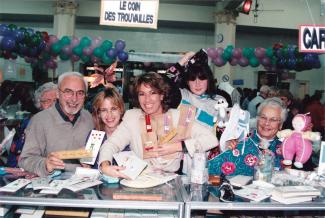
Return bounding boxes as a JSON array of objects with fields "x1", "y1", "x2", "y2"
[
  {"x1": 207, "y1": 48, "x2": 218, "y2": 59},
  {"x1": 70, "y1": 54, "x2": 80, "y2": 62},
  {"x1": 213, "y1": 57, "x2": 225, "y2": 67},
  {"x1": 14, "y1": 30, "x2": 25, "y2": 42},
  {"x1": 18, "y1": 43, "x2": 29, "y2": 56},
  {"x1": 71, "y1": 36, "x2": 80, "y2": 47},
  {"x1": 0, "y1": 24, "x2": 9, "y2": 36},
  {"x1": 91, "y1": 55, "x2": 101, "y2": 64},
  {"x1": 238, "y1": 57, "x2": 249, "y2": 67},
  {"x1": 48, "y1": 35, "x2": 58, "y2": 45},
  {"x1": 82, "y1": 46, "x2": 93, "y2": 56},
  {"x1": 288, "y1": 47, "x2": 295, "y2": 57},
  {"x1": 1, "y1": 37, "x2": 16, "y2": 51},
  {"x1": 46, "y1": 59, "x2": 57, "y2": 69},
  {"x1": 254, "y1": 47, "x2": 266, "y2": 59},
  {"x1": 115, "y1": 40, "x2": 126, "y2": 52},
  {"x1": 229, "y1": 58, "x2": 238, "y2": 66},
  {"x1": 261, "y1": 57, "x2": 271, "y2": 66},
  {"x1": 232, "y1": 48, "x2": 242, "y2": 59},
  {"x1": 92, "y1": 36, "x2": 103, "y2": 47},
  {"x1": 29, "y1": 46, "x2": 39, "y2": 57},
  {"x1": 275, "y1": 48, "x2": 282, "y2": 58},
  {"x1": 107, "y1": 48, "x2": 117, "y2": 59},
  {"x1": 216, "y1": 47, "x2": 224, "y2": 56},
  {"x1": 62, "y1": 45, "x2": 72, "y2": 55},
  {"x1": 117, "y1": 51, "x2": 128, "y2": 62}
]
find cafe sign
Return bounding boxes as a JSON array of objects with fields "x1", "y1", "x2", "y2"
[
  {"x1": 299, "y1": 25, "x2": 325, "y2": 53},
  {"x1": 100, "y1": 0, "x2": 159, "y2": 29}
]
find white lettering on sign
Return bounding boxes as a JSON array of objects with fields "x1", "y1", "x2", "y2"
[
  {"x1": 299, "y1": 25, "x2": 325, "y2": 53},
  {"x1": 100, "y1": 0, "x2": 159, "y2": 29}
]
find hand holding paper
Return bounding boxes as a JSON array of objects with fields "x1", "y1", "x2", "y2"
[
  {"x1": 100, "y1": 163, "x2": 129, "y2": 179},
  {"x1": 113, "y1": 152, "x2": 147, "y2": 180},
  {"x1": 46, "y1": 152, "x2": 65, "y2": 173}
]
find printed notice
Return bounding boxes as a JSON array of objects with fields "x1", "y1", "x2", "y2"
[{"x1": 100, "y1": 0, "x2": 159, "y2": 29}]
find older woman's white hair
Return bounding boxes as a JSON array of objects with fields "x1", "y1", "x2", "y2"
[
  {"x1": 257, "y1": 97, "x2": 288, "y2": 123},
  {"x1": 34, "y1": 82, "x2": 58, "y2": 109}
]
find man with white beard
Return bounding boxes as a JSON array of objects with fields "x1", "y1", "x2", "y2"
[{"x1": 19, "y1": 72, "x2": 94, "y2": 177}]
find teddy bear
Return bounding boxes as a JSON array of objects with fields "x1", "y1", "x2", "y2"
[{"x1": 277, "y1": 113, "x2": 321, "y2": 169}]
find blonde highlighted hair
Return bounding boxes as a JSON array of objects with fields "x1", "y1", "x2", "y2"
[{"x1": 92, "y1": 88, "x2": 125, "y2": 131}]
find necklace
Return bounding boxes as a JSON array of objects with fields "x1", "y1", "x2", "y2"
[{"x1": 249, "y1": 132, "x2": 276, "y2": 157}]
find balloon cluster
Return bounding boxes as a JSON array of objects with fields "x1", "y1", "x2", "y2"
[
  {"x1": 207, "y1": 44, "x2": 321, "y2": 71},
  {"x1": 272, "y1": 44, "x2": 321, "y2": 71},
  {"x1": 0, "y1": 23, "x2": 129, "y2": 71},
  {"x1": 48, "y1": 36, "x2": 128, "y2": 65},
  {"x1": 0, "y1": 24, "x2": 48, "y2": 61}
]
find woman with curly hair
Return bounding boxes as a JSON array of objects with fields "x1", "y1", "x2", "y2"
[{"x1": 98, "y1": 72, "x2": 218, "y2": 179}]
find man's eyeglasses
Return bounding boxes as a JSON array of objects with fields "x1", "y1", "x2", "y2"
[
  {"x1": 258, "y1": 115, "x2": 281, "y2": 125},
  {"x1": 59, "y1": 89, "x2": 85, "y2": 99},
  {"x1": 98, "y1": 107, "x2": 120, "y2": 115}
]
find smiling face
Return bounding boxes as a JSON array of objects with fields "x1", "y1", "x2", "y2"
[
  {"x1": 138, "y1": 83, "x2": 163, "y2": 116},
  {"x1": 58, "y1": 75, "x2": 86, "y2": 120},
  {"x1": 257, "y1": 105, "x2": 282, "y2": 140},
  {"x1": 187, "y1": 78, "x2": 208, "y2": 96},
  {"x1": 98, "y1": 98, "x2": 122, "y2": 133}
]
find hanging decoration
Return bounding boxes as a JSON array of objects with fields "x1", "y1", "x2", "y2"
[
  {"x1": 0, "y1": 23, "x2": 129, "y2": 71},
  {"x1": 207, "y1": 43, "x2": 321, "y2": 71}
]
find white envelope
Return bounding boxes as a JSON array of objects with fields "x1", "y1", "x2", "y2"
[{"x1": 119, "y1": 155, "x2": 147, "y2": 180}]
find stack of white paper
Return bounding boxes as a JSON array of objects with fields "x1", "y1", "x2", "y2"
[{"x1": 271, "y1": 185, "x2": 321, "y2": 204}]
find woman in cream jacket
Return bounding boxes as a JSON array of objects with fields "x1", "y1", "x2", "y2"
[{"x1": 98, "y1": 72, "x2": 218, "y2": 179}]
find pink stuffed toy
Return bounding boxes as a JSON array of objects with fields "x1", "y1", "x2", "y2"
[{"x1": 277, "y1": 113, "x2": 321, "y2": 169}]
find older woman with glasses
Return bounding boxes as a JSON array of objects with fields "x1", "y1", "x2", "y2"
[
  {"x1": 34, "y1": 82, "x2": 58, "y2": 111},
  {"x1": 209, "y1": 97, "x2": 287, "y2": 176}
]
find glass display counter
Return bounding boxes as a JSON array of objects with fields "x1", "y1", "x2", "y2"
[
  {"x1": 0, "y1": 174, "x2": 184, "y2": 217},
  {"x1": 177, "y1": 177, "x2": 325, "y2": 218},
  {"x1": 3, "y1": 173, "x2": 325, "y2": 217}
]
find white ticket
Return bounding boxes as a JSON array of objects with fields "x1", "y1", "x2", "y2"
[
  {"x1": 39, "y1": 177, "x2": 90, "y2": 194},
  {"x1": 39, "y1": 180, "x2": 64, "y2": 195},
  {"x1": 31, "y1": 177, "x2": 51, "y2": 190},
  {"x1": 0, "y1": 178, "x2": 31, "y2": 192},
  {"x1": 65, "y1": 180, "x2": 102, "y2": 192}
]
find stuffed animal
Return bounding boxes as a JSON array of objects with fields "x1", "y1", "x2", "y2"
[
  {"x1": 277, "y1": 114, "x2": 321, "y2": 169},
  {"x1": 213, "y1": 98, "x2": 229, "y2": 128},
  {"x1": 219, "y1": 104, "x2": 250, "y2": 152}
]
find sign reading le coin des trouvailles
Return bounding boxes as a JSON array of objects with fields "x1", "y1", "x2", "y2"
[
  {"x1": 299, "y1": 25, "x2": 325, "y2": 53},
  {"x1": 100, "y1": 0, "x2": 159, "y2": 29}
]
